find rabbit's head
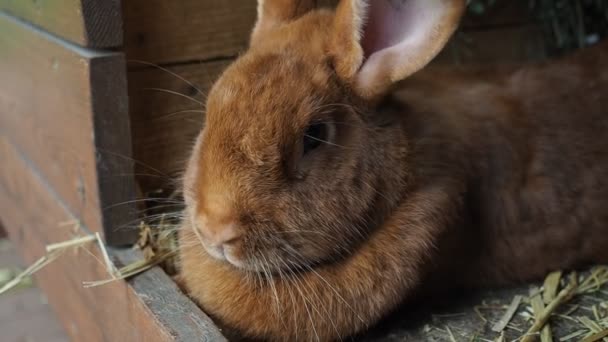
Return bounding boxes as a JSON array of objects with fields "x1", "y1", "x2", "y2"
[{"x1": 183, "y1": 0, "x2": 465, "y2": 274}]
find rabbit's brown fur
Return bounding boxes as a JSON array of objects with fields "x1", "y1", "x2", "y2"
[{"x1": 178, "y1": 1, "x2": 608, "y2": 340}]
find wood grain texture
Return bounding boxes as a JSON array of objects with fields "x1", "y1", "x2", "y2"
[
  {"x1": 0, "y1": 288, "x2": 69, "y2": 342},
  {"x1": 121, "y1": 0, "x2": 347, "y2": 65},
  {"x1": 128, "y1": 59, "x2": 232, "y2": 193},
  {"x1": 0, "y1": 240, "x2": 69, "y2": 342},
  {"x1": 0, "y1": 0, "x2": 123, "y2": 47},
  {"x1": 114, "y1": 249, "x2": 227, "y2": 342},
  {"x1": 0, "y1": 137, "x2": 226, "y2": 342},
  {"x1": 0, "y1": 12, "x2": 136, "y2": 245},
  {"x1": 123, "y1": 0, "x2": 257, "y2": 64}
]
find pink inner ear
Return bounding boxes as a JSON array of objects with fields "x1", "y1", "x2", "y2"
[
  {"x1": 354, "y1": 0, "x2": 458, "y2": 97},
  {"x1": 361, "y1": 0, "x2": 440, "y2": 58}
]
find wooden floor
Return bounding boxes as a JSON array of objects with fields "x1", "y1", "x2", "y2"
[{"x1": 0, "y1": 239, "x2": 69, "y2": 342}]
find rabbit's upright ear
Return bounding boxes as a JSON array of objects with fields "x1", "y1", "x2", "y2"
[
  {"x1": 251, "y1": 0, "x2": 317, "y2": 44},
  {"x1": 331, "y1": 0, "x2": 466, "y2": 100}
]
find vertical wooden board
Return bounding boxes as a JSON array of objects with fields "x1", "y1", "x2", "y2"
[
  {"x1": 128, "y1": 59, "x2": 233, "y2": 193},
  {"x1": 91, "y1": 56, "x2": 140, "y2": 245},
  {"x1": 0, "y1": 12, "x2": 136, "y2": 245},
  {"x1": 0, "y1": 137, "x2": 226, "y2": 342},
  {"x1": 123, "y1": 0, "x2": 257, "y2": 64},
  {"x1": 0, "y1": 0, "x2": 123, "y2": 47}
]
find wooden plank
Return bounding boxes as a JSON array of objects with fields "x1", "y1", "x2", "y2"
[
  {"x1": 0, "y1": 136, "x2": 226, "y2": 342},
  {"x1": 128, "y1": 59, "x2": 232, "y2": 194},
  {"x1": 122, "y1": 0, "x2": 345, "y2": 65},
  {"x1": 1, "y1": 289, "x2": 69, "y2": 342},
  {"x1": 120, "y1": 0, "x2": 540, "y2": 66},
  {"x1": 0, "y1": 240, "x2": 69, "y2": 342},
  {"x1": 0, "y1": 0, "x2": 123, "y2": 48},
  {"x1": 91, "y1": 54, "x2": 139, "y2": 246},
  {"x1": 0, "y1": 12, "x2": 136, "y2": 245},
  {"x1": 113, "y1": 249, "x2": 228, "y2": 342},
  {"x1": 123, "y1": 0, "x2": 257, "y2": 64}
]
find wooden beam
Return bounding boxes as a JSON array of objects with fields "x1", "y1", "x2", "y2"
[
  {"x1": 0, "y1": 12, "x2": 136, "y2": 245},
  {"x1": 0, "y1": 137, "x2": 226, "y2": 341},
  {"x1": 113, "y1": 249, "x2": 228, "y2": 341},
  {"x1": 0, "y1": 0, "x2": 123, "y2": 47},
  {"x1": 122, "y1": 0, "x2": 256, "y2": 64}
]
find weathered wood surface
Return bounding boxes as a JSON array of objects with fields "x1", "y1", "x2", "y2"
[
  {"x1": 0, "y1": 0, "x2": 123, "y2": 47},
  {"x1": 0, "y1": 12, "x2": 136, "y2": 245},
  {"x1": 1, "y1": 288, "x2": 69, "y2": 342},
  {"x1": 0, "y1": 240, "x2": 69, "y2": 342},
  {"x1": 114, "y1": 249, "x2": 228, "y2": 342},
  {"x1": 128, "y1": 59, "x2": 232, "y2": 194},
  {"x1": 123, "y1": 0, "x2": 257, "y2": 64},
  {"x1": 0, "y1": 137, "x2": 227, "y2": 342}
]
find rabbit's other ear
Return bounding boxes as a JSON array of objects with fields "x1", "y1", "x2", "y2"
[
  {"x1": 331, "y1": 0, "x2": 466, "y2": 100},
  {"x1": 251, "y1": 0, "x2": 318, "y2": 45}
]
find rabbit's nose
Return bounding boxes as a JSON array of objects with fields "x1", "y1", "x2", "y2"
[
  {"x1": 197, "y1": 214, "x2": 242, "y2": 248},
  {"x1": 203, "y1": 221, "x2": 242, "y2": 262},
  {"x1": 208, "y1": 221, "x2": 242, "y2": 247}
]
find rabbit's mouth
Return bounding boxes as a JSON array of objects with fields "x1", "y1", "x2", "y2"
[
  {"x1": 199, "y1": 230, "x2": 333, "y2": 276},
  {"x1": 240, "y1": 238, "x2": 357, "y2": 278},
  {"x1": 204, "y1": 240, "x2": 247, "y2": 269},
  {"x1": 188, "y1": 209, "x2": 340, "y2": 274}
]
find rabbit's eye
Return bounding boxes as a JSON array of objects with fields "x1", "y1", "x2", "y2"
[{"x1": 303, "y1": 123, "x2": 327, "y2": 155}]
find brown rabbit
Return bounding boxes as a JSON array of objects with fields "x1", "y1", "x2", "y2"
[{"x1": 177, "y1": 0, "x2": 608, "y2": 340}]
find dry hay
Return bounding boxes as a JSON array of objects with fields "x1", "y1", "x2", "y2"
[
  {"x1": 0, "y1": 219, "x2": 178, "y2": 294},
  {"x1": 423, "y1": 268, "x2": 608, "y2": 342}
]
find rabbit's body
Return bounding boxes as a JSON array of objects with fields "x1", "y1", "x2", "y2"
[
  {"x1": 178, "y1": 1, "x2": 608, "y2": 340},
  {"x1": 396, "y1": 43, "x2": 608, "y2": 286}
]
